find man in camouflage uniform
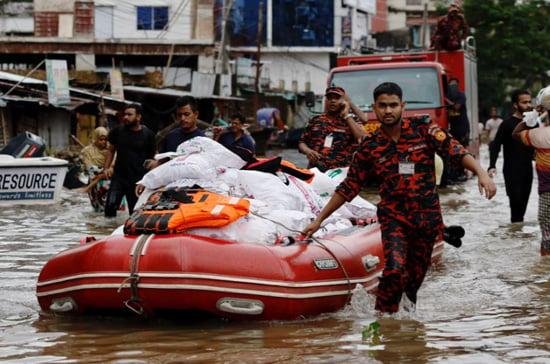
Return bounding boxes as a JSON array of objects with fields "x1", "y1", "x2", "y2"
[
  {"x1": 430, "y1": 3, "x2": 469, "y2": 51},
  {"x1": 303, "y1": 82, "x2": 496, "y2": 313},
  {"x1": 298, "y1": 86, "x2": 365, "y2": 172}
]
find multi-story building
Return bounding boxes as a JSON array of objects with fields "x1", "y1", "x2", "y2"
[
  {"x1": 0, "y1": 0, "x2": 449, "y2": 151},
  {"x1": 0, "y1": 0, "x2": 450, "y2": 95}
]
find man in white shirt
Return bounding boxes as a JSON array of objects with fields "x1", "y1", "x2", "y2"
[{"x1": 485, "y1": 106, "x2": 503, "y2": 147}]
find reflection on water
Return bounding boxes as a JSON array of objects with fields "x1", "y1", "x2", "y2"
[{"x1": 0, "y1": 148, "x2": 549, "y2": 363}]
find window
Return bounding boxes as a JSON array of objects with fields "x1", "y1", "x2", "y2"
[
  {"x1": 272, "y1": 0, "x2": 334, "y2": 47},
  {"x1": 214, "y1": 0, "x2": 267, "y2": 47},
  {"x1": 137, "y1": 6, "x2": 169, "y2": 30},
  {"x1": 329, "y1": 67, "x2": 442, "y2": 111}
]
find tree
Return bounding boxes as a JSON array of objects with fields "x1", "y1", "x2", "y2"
[{"x1": 463, "y1": 0, "x2": 549, "y2": 115}]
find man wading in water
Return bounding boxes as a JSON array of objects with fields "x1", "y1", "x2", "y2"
[{"x1": 302, "y1": 82, "x2": 496, "y2": 314}]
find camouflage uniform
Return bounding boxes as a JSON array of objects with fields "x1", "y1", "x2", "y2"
[
  {"x1": 336, "y1": 117, "x2": 470, "y2": 313},
  {"x1": 430, "y1": 11, "x2": 469, "y2": 51},
  {"x1": 299, "y1": 113, "x2": 359, "y2": 171}
]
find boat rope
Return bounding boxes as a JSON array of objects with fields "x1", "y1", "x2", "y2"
[
  {"x1": 250, "y1": 211, "x2": 354, "y2": 304},
  {"x1": 117, "y1": 234, "x2": 154, "y2": 316},
  {"x1": 309, "y1": 237, "x2": 354, "y2": 305}
]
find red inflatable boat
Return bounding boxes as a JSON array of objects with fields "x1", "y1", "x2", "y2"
[{"x1": 36, "y1": 222, "x2": 444, "y2": 321}]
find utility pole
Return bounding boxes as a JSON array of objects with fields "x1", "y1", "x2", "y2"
[
  {"x1": 420, "y1": 2, "x2": 428, "y2": 49},
  {"x1": 253, "y1": 2, "x2": 263, "y2": 116},
  {"x1": 0, "y1": 0, "x2": 5, "y2": 36},
  {"x1": 216, "y1": 0, "x2": 234, "y2": 96},
  {"x1": 217, "y1": 0, "x2": 233, "y2": 76}
]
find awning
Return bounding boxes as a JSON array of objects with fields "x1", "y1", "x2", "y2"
[
  {"x1": 0, "y1": 70, "x2": 132, "y2": 110},
  {"x1": 123, "y1": 85, "x2": 245, "y2": 101},
  {"x1": 0, "y1": 95, "x2": 91, "y2": 111}
]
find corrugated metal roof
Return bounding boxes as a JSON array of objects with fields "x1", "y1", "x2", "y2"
[
  {"x1": 123, "y1": 85, "x2": 245, "y2": 101},
  {"x1": 0, "y1": 70, "x2": 132, "y2": 107},
  {"x1": 0, "y1": 70, "x2": 45, "y2": 85},
  {"x1": 1, "y1": 95, "x2": 89, "y2": 111}
]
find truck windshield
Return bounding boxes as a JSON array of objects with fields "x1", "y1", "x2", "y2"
[{"x1": 328, "y1": 67, "x2": 442, "y2": 112}]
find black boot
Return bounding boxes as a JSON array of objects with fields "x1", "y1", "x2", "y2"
[{"x1": 443, "y1": 225, "x2": 465, "y2": 248}]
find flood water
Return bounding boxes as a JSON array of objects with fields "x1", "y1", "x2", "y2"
[{"x1": 0, "y1": 147, "x2": 549, "y2": 363}]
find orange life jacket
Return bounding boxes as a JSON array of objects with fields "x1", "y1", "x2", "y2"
[{"x1": 124, "y1": 187, "x2": 250, "y2": 235}]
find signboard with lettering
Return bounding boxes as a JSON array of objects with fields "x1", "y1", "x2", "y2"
[
  {"x1": 0, "y1": 157, "x2": 68, "y2": 204},
  {"x1": 46, "y1": 60, "x2": 71, "y2": 106}
]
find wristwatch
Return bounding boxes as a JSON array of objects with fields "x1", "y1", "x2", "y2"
[{"x1": 344, "y1": 113, "x2": 355, "y2": 119}]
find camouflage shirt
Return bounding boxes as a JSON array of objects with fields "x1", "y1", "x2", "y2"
[
  {"x1": 336, "y1": 117, "x2": 470, "y2": 220},
  {"x1": 299, "y1": 113, "x2": 359, "y2": 171}
]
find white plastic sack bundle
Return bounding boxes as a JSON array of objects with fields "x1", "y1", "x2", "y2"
[
  {"x1": 214, "y1": 167, "x2": 245, "y2": 197},
  {"x1": 308, "y1": 167, "x2": 338, "y2": 197},
  {"x1": 176, "y1": 137, "x2": 246, "y2": 169},
  {"x1": 187, "y1": 213, "x2": 278, "y2": 244},
  {"x1": 260, "y1": 209, "x2": 313, "y2": 237},
  {"x1": 314, "y1": 216, "x2": 353, "y2": 237},
  {"x1": 346, "y1": 195, "x2": 377, "y2": 219},
  {"x1": 186, "y1": 207, "x2": 311, "y2": 244},
  {"x1": 138, "y1": 153, "x2": 217, "y2": 189},
  {"x1": 325, "y1": 167, "x2": 348, "y2": 184},
  {"x1": 237, "y1": 170, "x2": 304, "y2": 210},
  {"x1": 285, "y1": 174, "x2": 324, "y2": 216}
]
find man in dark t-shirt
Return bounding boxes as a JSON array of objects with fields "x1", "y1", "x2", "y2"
[
  {"x1": 489, "y1": 89, "x2": 534, "y2": 223},
  {"x1": 103, "y1": 103, "x2": 156, "y2": 217},
  {"x1": 158, "y1": 96, "x2": 205, "y2": 153}
]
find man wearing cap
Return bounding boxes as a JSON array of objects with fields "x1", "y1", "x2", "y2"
[
  {"x1": 430, "y1": 3, "x2": 469, "y2": 51},
  {"x1": 298, "y1": 86, "x2": 366, "y2": 171},
  {"x1": 512, "y1": 86, "x2": 550, "y2": 256}
]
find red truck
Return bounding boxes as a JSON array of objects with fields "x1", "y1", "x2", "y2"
[{"x1": 328, "y1": 37, "x2": 480, "y2": 158}]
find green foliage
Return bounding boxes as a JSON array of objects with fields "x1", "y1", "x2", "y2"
[{"x1": 463, "y1": 0, "x2": 549, "y2": 115}]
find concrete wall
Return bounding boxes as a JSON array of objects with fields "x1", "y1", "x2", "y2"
[
  {"x1": 95, "y1": 0, "x2": 195, "y2": 41},
  {"x1": 260, "y1": 52, "x2": 331, "y2": 94},
  {"x1": 35, "y1": 0, "x2": 74, "y2": 12}
]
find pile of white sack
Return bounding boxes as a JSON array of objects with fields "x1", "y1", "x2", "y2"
[{"x1": 116, "y1": 137, "x2": 377, "y2": 244}]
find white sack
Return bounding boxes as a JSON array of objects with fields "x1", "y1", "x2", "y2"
[
  {"x1": 138, "y1": 153, "x2": 217, "y2": 189},
  {"x1": 187, "y1": 208, "x2": 311, "y2": 244},
  {"x1": 237, "y1": 170, "x2": 304, "y2": 210},
  {"x1": 308, "y1": 167, "x2": 338, "y2": 197},
  {"x1": 260, "y1": 209, "x2": 312, "y2": 237},
  {"x1": 176, "y1": 136, "x2": 246, "y2": 169},
  {"x1": 346, "y1": 195, "x2": 377, "y2": 219},
  {"x1": 187, "y1": 213, "x2": 278, "y2": 244},
  {"x1": 325, "y1": 167, "x2": 348, "y2": 185},
  {"x1": 285, "y1": 174, "x2": 324, "y2": 216}
]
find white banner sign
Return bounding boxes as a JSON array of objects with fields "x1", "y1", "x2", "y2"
[{"x1": 46, "y1": 60, "x2": 71, "y2": 106}]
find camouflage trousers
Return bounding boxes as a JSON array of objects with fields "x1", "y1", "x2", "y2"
[{"x1": 375, "y1": 210, "x2": 443, "y2": 313}]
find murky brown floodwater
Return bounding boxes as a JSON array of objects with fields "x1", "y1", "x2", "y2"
[{"x1": 0, "y1": 148, "x2": 548, "y2": 363}]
